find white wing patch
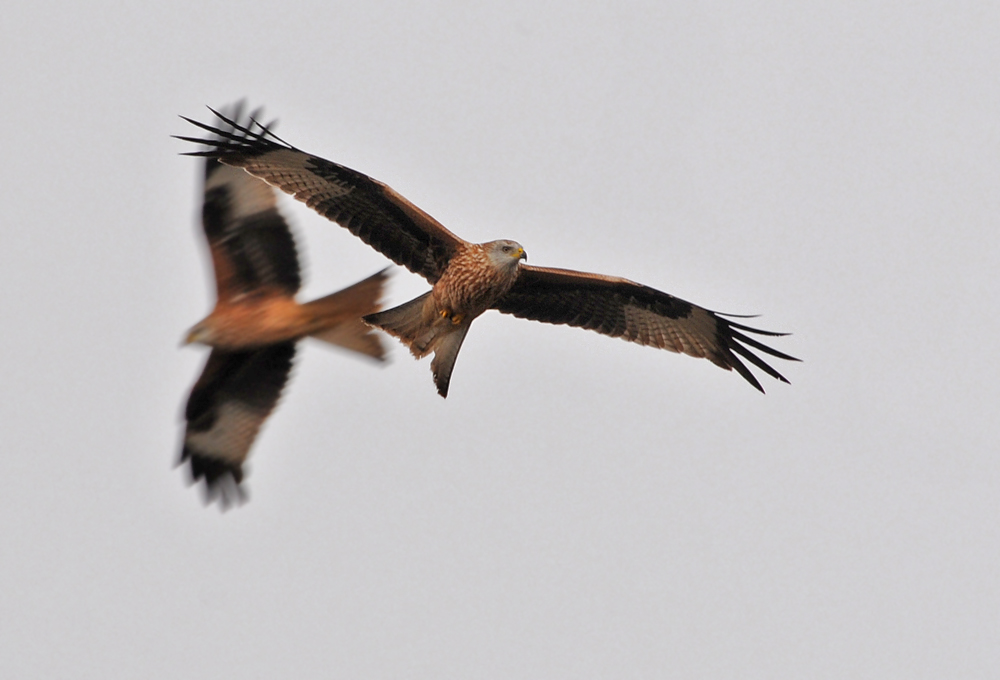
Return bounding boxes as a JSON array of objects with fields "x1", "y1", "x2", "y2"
[
  {"x1": 624, "y1": 304, "x2": 718, "y2": 358},
  {"x1": 185, "y1": 401, "x2": 264, "y2": 466},
  {"x1": 205, "y1": 164, "x2": 277, "y2": 222},
  {"x1": 241, "y1": 149, "x2": 353, "y2": 203}
]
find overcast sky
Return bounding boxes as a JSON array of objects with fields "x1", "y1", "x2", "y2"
[{"x1": 2, "y1": 1, "x2": 998, "y2": 678}]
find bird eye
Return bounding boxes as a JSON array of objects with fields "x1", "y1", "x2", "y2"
[{"x1": 502, "y1": 245, "x2": 511, "y2": 252}]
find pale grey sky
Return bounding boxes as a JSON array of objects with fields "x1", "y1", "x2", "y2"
[{"x1": 2, "y1": 1, "x2": 998, "y2": 677}]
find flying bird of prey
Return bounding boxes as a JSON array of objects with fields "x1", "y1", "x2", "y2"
[
  {"x1": 179, "y1": 107, "x2": 797, "y2": 398},
  {"x1": 179, "y1": 105, "x2": 388, "y2": 507}
]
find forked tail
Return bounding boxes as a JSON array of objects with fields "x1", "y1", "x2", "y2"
[
  {"x1": 303, "y1": 269, "x2": 390, "y2": 361},
  {"x1": 428, "y1": 324, "x2": 470, "y2": 398},
  {"x1": 364, "y1": 293, "x2": 470, "y2": 397},
  {"x1": 363, "y1": 292, "x2": 434, "y2": 357}
]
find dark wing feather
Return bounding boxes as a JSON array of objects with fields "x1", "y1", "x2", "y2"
[
  {"x1": 180, "y1": 342, "x2": 297, "y2": 507},
  {"x1": 201, "y1": 108, "x2": 301, "y2": 300},
  {"x1": 494, "y1": 265, "x2": 798, "y2": 392},
  {"x1": 179, "y1": 108, "x2": 465, "y2": 283}
]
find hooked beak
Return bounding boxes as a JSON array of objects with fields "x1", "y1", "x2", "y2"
[
  {"x1": 517, "y1": 247, "x2": 527, "y2": 261},
  {"x1": 182, "y1": 327, "x2": 203, "y2": 347}
]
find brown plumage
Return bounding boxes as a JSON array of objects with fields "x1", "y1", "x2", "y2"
[
  {"x1": 179, "y1": 104, "x2": 389, "y2": 506},
  {"x1": 178, "y1": 106, "x2": 798, "y2": 398}
]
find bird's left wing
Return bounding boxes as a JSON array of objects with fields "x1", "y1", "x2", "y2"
[
  {"x1": 178, "y1": 108, "x2": 465, "y2": 284},
  {"x1": 180, "y1": 342, "x2": 296, "y2": 507},
  {"x1": 493, "y1": 265, "x2": 798, "y2": 392}
]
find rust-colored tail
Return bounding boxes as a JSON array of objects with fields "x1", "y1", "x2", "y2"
[
  {"x1": 303, "y1": 269, "x2": 389, "y2": 361},
  {"x1": 363, "y1": 292, "x2": 435, "y2": 357},
  {"x1": 364, "y1": 293, "x2": 470, "y2": 397}
]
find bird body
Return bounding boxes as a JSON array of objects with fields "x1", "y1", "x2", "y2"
[
  {"x1": 365, "y1": 239, "x2": 526, "y2": 395},
  {"x1": 186, "y1": 277, "x2": 387, "y2": 351},
  {"x1": 429, "y1": 240, "x2": 526, "y2": 319}
]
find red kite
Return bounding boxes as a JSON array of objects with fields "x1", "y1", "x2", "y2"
[
  {"x1": 180, "y1": 105, "x2": 388, "y2": 506},
  {"x1": 179, "y1": 108, "x2": 797, "y2": 398}
]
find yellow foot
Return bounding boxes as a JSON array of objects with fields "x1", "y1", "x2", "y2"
[
  {"x1": 451, "y1": 314, "x2": 464, "y2": 325},
  {"x1": 439, "y1": 309, "x2": 451, "y2": 319}
]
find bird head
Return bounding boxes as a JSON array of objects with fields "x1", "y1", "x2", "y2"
[{"x1": 486, "y1": 240, "x2": 527, "y2": 271}]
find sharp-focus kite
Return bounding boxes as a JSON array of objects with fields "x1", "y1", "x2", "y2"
[
  {"x1": 179, "y1": 104, "x2": 388, "y2": 507},
  {"x1": 179, "y1": 107, "x2": 798, "y2": 398}
]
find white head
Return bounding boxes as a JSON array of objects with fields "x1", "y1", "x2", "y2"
[{"x1": 484, "y1": 239, "x2": 527, "y2": 271}]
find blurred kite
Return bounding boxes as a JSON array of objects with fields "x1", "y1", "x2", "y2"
[
  {"x1": 179, "y1": 107, "x2": 798, "y2": 398},
  {"x1": 179, "y1": 104, "x2": 388, "y2": 507}
]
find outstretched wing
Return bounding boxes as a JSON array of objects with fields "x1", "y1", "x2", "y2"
[
  {"x1": 200, "y1": 106, "x2": 301, "y2": 302},
  {"x1": 179, "y1": 108, "x2": 465, "y2": 284},
  {"x1": 180, "y1": 343, "x2": 296, "y2": 507},
  {"x1": 493, "y1": 265, "x2": 798, "y2": 392}
]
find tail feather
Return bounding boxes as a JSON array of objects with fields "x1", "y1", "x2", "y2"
[
  {"x1": 365, "y1": 293, "x2": 471, "y2": 398},
  {"x1": 429, "y1": 324, "x2": 470, "y2": 398},
  {"x1": 363, "y1": 292, "x2": 435, "y2": 358},
  {"x1": 303, "y1": 269, "x2": 389, "y2": 360},
  {"x1": 309, "y1": 319, "x2": 386, "y2": 360}
]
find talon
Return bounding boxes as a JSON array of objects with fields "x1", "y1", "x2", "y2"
[
  {"x1": 439, "y1": 309, "x2": 450, "y2": 319},
  {"x1": 451, "y1": 314, "x2": 464, "y2": 325}
]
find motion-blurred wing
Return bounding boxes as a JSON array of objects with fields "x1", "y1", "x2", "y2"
[
  {"x1": 180, "y1": 108, "x2": 464, "y2": 284},
  {"x1": 201, "y1": 105, "x2": 301, "y2": 301},
  {"x1": 494, "y1": 265, "x2": 798, "y2": 392},
  {"x1": 180, "y1": 342, "x2": 296, "y2": 507}
]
